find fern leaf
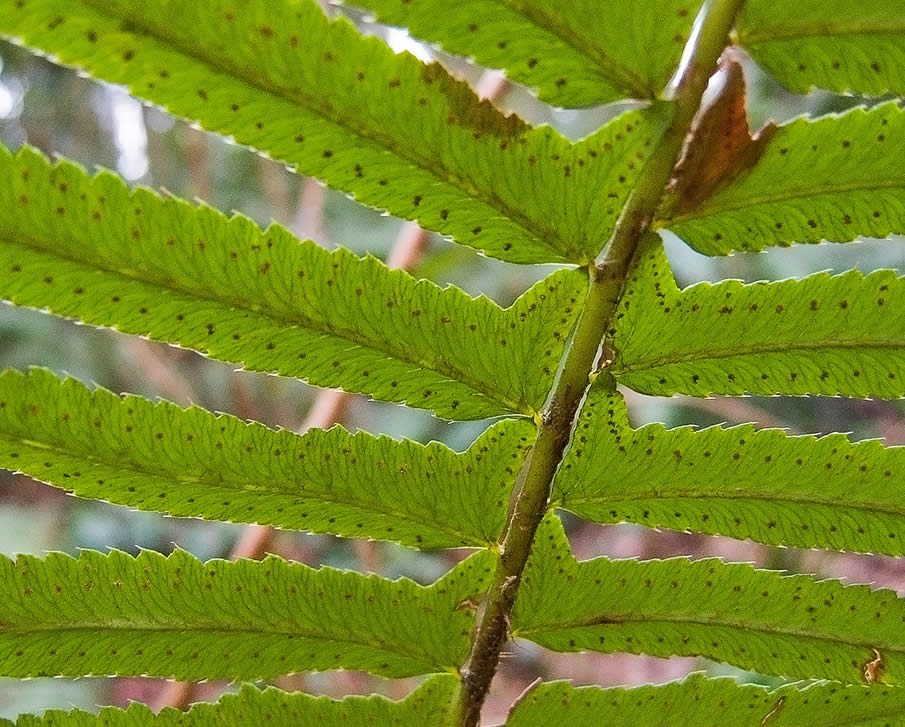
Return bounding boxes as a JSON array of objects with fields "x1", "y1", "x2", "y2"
[
  {"x1": 0, "y1": 368, "x2": 534, "y2": 549},
  {"x1": 554, "y1": 384, "x2": 905, "y2": 556},
  {"x1": 11, "y1": 677, "x2": 458, "y2": 726},
  {"x1": 506, "y1": 673, "x2": 905, "y2": 726},
  {"x1": 737, "y1": 0, "x2": 905, "y2": 98},
  {"x1": 0, "y1": 548, "x2": 493, "y2": 679},
  {"x1": 661, "y1": 102, "x2": 905, "y2": 254},
  {"x1": 0, "y1": 0, "x2": 666, "y2": 264},
  {"x1": 513, "y1": 516, "x2": 905, "y2": 684},
  {"x1": 609, "y1": 237, "x2": 905, "y2": 398},
  {"x1": 343, "y1": 0, "x2": 696, "y2": 107},
  {"x1": 0, "y1": 144, "x2": 587, "y2": 420}
]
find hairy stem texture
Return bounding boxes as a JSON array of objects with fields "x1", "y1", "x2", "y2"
[{"x1": 455, "y1": 1, "x2": 748, "y2": 724}]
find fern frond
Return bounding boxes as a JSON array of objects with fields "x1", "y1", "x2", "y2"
[
  {"x1": 0, "y1": 144, "x2": 587, "y2": 420},
  {"x1": 0, "y1": 548, "x2": 493, "y2": 679},
  {"x1": 555, "y1": 384, "x2": 905, "y2": 555},
  {"x1": 661, "y1": 102, "x2": 905, "y2": 254},
  {"x1": 343, "y1": 0, "x2": 696, "y2": 107},
  {"x1": 0, "y1": 0, "x2": 666, "y2": 264},
  {"x1": 737, "y1": 0, "x2": 905, "y2": 98},
  {"x1": 0, "y1": 368, "x2": 534, "y2": 549},
  {"x1": 506, "y1": 673, "x2": 905, "y2": 726},
  {"x1": 10, "y1": 677, "x2": 458, "y2": 726},
  {"x1": 513, "y1": 516, "x2": 905, "y2": 683},
  {"x1": 609, "y1": 237, "x2": 905, "y2": 398}
]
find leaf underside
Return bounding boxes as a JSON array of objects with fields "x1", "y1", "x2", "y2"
[
  {"x1": 662, "y1": 102, "x2": 905, "y2": 254},
  {"x1": 7, "y1": 676, "x2": 459, "y2": 726},
  {"x1": 0, "y1": 368, "x2": 535, "y2": 549},
  {"x1": 610, "y1": 237, "x2": 905, "y2": 398},
  {"x1": 344, "y1": 0, "x2": 696, "y2": 107},
  {"x1": 0, "y1": 0, "x2": 667, "y2": 264},
  {"x1": 0, "y1": 548, "x2": 494, "y2": 679},
  {"x1": 513, "y1": 516, "x2": 905, "y2": 684},
  {"x1": 737, "y1": 0, "x2": 905, "y2": 98},
  {"x1": 4, "y1": 0, "x2": 905, "y2": 720},
  {"x1": 0, "y1": 143, "x2": 588, "y2": 420},
  {"x1": 506, "y1": 673, "x2": 905, "y2": 726},
  {"x1": 555, "y1": 383, "x2": 905, "y2": 556}
]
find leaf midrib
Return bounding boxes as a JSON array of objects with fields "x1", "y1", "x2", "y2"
[
  {"x1": 738, "y1": 19, "x2": 905, "y2": 46},
  {"x1": 1, "y1": 434, "x2": 491, "y2": 547},
  {"x1": 820, "y1": 708, "x2": 905, "y2": 727},
  {"x1": 491, "y1": 0, "x2": 649, "y2": 99},
  {"x1": 0, "y1": 230, "x2": 527, "y2": 415},
  {"x1": 76, "y1": 0, "x2": 584, "y2": 262},
  {"x1": 557, "y1": 490, "x2": 905, "y2": 518},
  {"x1": 516, "y1": 613, "x2": 899, "y2": 657},
  {"x1": 613, "y1": 337, "x2": 905, "y2": 375},
  {"x1": 661, "y1": 177, "x2": 905, "y2": 226},
  {"x1": 0, "y1": 623, "x2": 440, "y2": 670}
]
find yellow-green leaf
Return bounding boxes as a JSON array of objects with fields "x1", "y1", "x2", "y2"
[
  {"x1": 0, "y1": 143, "x2": 588, "y2": 420},
  {"x1": 0, "y1": 368, "x2": 535, "y2": 549}
]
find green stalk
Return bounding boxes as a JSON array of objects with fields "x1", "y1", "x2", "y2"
[{"x1": 454, "y1": 1, "x2": 748, "y2": 724}]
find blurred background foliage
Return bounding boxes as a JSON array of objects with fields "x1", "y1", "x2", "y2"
[{"x1": 1, "y1": 4, "x2": 904, "y2": 722}]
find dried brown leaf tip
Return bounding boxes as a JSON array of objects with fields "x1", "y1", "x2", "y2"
[
  {"x1": 863, "y1": 647, "x2": 884, "y2": 683},
  {"x1": 670, "y1": 58, "x2": 776, "y2": 214}
]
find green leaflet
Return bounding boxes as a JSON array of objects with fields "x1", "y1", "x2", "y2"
[
  {"x1": 513, "y1": 516, "x2": 905, "y2": 684},
  {"x1": 0, "y1": 144, "x2": 588, "y2": 420},
  {"x1": 10, "y1": 677, "x2": 459, "y2": 726},
  {"x1": 344, "y1": 0, "x2": 696, "y2": 107},
  {"x1": 506, "y1": 673, "x2": 905, "y2": 726},
  {"x1": 662, "y1": 102, "x2": 905, "y2": 254},
  {"x1": 554, "y1": 384, "x2": 905, "y2": 556},
  {"x1": 0, "y1": 0, "x2": 667, "y2": 264},
  {"x1": 0, "y1": 548, "x2": 494, "y2": 679},
  {"x1": 0, "y1": 368, "x2": 534, "y2": 549},
  {"x1": 609, "y1": 237, "x2": 905, "y2": 398},
  {"x1": 737, "y1": 0, "x2": 905, "y2": 98}
]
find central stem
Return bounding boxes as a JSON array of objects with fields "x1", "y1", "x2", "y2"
[{"x1": 455, "y1": 1, "x2": 748, "y2": 724}]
